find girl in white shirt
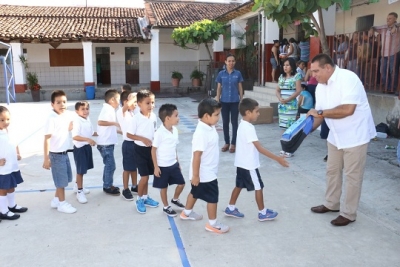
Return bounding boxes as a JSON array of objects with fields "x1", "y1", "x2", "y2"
[{"x1": 0, "y1": 106, "x2": 28, "y2": 221}]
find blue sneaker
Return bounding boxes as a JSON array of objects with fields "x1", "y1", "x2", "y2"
[
  {"x1": 144, "y1": 196, "x2": 159, "y2": 208},
  {"x1": 224, "y1": 207, "x2": 244, "y2": 218},
  {"x1": 258, "y1": 209, "x2": 278, "y2": 221},
  {"x1": 136, "y1": 199, "x2": 146, "y2": 214}
]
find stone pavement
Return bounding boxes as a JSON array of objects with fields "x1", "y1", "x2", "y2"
[{"x1": 1, "y1": 96, "x2": 400, "y2": 267}]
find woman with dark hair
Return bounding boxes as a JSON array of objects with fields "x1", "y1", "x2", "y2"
[
  {"x1": 275, "y1": 58, "x2": 302, "y2": 128},
  {"x1": 286, "y1": 38, "x2": 299, "y2": 61},
  {"x1": 215, "y1": 54, "x2": 244, "y2": 153}
]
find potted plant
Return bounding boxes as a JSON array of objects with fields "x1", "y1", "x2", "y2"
[
  {"x1": 27, "y1": 72, "x2": 41, "y2": 102},
  {"x1": 171, "y1": 71, "x2": 183, "y2": 87},
  {"x1": 190, "y1": 68, "x2": 204, "y2": 87}
]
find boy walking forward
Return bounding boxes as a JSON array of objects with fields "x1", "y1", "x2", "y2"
[
  {"x1": 151, "y1": 104, "x2": 185, "y2": 217},
  {"x1": 180, "y1": 98, "x2": 229, "y2": 233},
  {"x1": 224, "y1": 98, "x2": 289, "y2": 221}
]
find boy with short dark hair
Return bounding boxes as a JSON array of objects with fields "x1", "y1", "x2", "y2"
[
  {"x1": 116, "y1": 91, "x2": 138, "y2": 200},
  {"x1": 127, "y1": 89, "x2": 159, "y2": 214},
  {"x1": 43, "y1": 90, "x2": 76, "y2": 214},
  {"x1": 180, "y1": 98, "x2": 229, "y2": 234},
  {"x1": 121, "y1": 83, "x2": 132, "y2": 92},
  {"x1": 97, "y1": 89, "x2": 121, "y2": 196},
  {"x1": 72, "y1": 101, "x2": 97, "y2": 204},
  {"x1": 151, "y1": 104, "x2": 185, "y2": 217},
  {"x1": 224, "y1": 98, "x2": 289, "y2": 222}
]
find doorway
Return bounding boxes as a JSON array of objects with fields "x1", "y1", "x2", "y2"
[
  {"x1": 96, "y1": 47, "x2": 111, "y2": 85},
  {"x1": 125, "y1": 47, "x2": 139, "y2": 84}
]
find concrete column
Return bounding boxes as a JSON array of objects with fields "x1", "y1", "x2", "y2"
[
  {"x1": 213, "y1": 34, "x2": 224, "y2": 52},
  {"x1": 82, "y1": 41, "x2": 94, "y2": 87},
  {"x1": 10, "y1": 42, "x2": 26, "y2": 93},
  {"x1": 262, "y1": 18, "x2": 280, "y2": 83},
  {"x1": 150, "y1": 29, "x2": 160, "y2": 92},
  {"x1": 231, "y1": 19, "x2": 247, "y2": 49}
]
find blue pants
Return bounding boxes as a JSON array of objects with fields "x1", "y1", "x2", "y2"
[
  {"x1": 221, "y1": 102, "x2": 239, "y2": 145},
  {"x1": 381, "y1": 52, "x2": 400, "y2": 92},
  {"x1": 97, "y1": 145, "x2": 116, "y2": 189}
]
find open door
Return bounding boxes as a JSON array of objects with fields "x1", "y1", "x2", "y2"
[{"x1": 96, "y1": 47, "x2": 111, "y2": 85}]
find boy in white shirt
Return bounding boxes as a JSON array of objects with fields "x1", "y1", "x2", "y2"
[
  {"x1": 97, "y1": 89, "x2": 121, "y2": 196},
  {"x1": 224, "y1": 98, "x2": 289, "y2": 221},
  {"x1": 43, "y1": 90, "x2": 76, "y2": 214},
  {"x1": 180, "y1": 98, "x2": 229, "y2": 234},
  {"x1": 151, "y1": 104, "x2": 185, "y2": 217},
  {"x1": 127, "y1": 89, "x2": 159, "y2": 214},
  {"x1": 116, "y1": 91, "x2": 138, "y2": 201},
  {"x1": 71, "y1": 101, "x2": 97, "y2": 204}
]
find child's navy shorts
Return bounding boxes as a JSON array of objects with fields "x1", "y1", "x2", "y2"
[
  {"x1": 122, "y1": 140, "x2": 137, "y2": 172},
  {"x1": 153, "y1": 162, "x2": 185, "y2": 189},
  {"x1": 190, "y1": 179, "x2": 218, "y2": 203},
  {"x1": 236, "y1": 167, "x2": 264, "y2": 191},
  {"x1": 133, "y1": 143, "x2": 154, "y2": 176},
  {"x1": 73, "y1": 144, "x2": 94, "y2": 175}
]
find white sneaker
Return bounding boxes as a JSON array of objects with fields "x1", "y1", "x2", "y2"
[
  {"x1": 57, "y1": 202, "x2": 77, "y2": 214},
  {"x1": 50, "y1": 198, "x2": 60, "y2": 209},
  {"x1": 76, "y1": 191, "x2": 88, "y2": 204},
  {"x1": 73, "y1": 183, "x2": 90, "y2": 194}
]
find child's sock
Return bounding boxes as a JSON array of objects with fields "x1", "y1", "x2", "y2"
[
  {"x1": 259, "y1": 208, "x2": 266, "y2": 215},
  {"x1": 172, "y1": 198, "x2": 178, "y2": 201},
  {"x1": 7, "y1": 191, "x2": 16, "y2": 208},
  {"x1": 131, "y1": 185, "x2": 137, "y2": 188},
  {"x1": 228, "y1": 205, "x2": 235, "y2": 211},
  {"x1": 209, "y1": 219, "x2": 217, "y2": 225},
  {"x1": 0, "y1": 196, "x2": 9, "y2": 214},
  {"x1": 183, "y1": 209, "x2": 192, "y2": 216},
  {"x1": 59, "y1": 201, "x2": 66, "y2": 206},
  {"x1": 164, "y1": 206, "x2": 170, "y2": 209},
  {"x1": 142, "y1": 195, "x2": 148, "y2": 200}
]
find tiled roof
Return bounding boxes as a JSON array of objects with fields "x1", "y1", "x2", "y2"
[
  {"x1": 0, "y1": 5, "x2": 145, "y2": 42},
  {"x1": 215, "y1": 1, "x2": 255, "y2": 23},
  {"x1": 148, "y1": 1, "x2": 240, "y2": 27}
]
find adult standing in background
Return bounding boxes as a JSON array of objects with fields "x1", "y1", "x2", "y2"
[
  {"x1": 285, "y1": 38, "x2": 299, "y2": 61},
  {"x1": 334, "y1": 34, "x2": 348, "y2": 68},
  {"x1": 299, "y1": 37, "x2": 310, "y2": 65},
  {"x1": 215, "y1": 54, "x2": 244, "y2": 153},
  {"x1": 275, "y1": 58, "x2": 302, "y2": 128},
  {"x1": 270, "y1": 40, "x2": 280, "y2": 83},
  {"x1": 307, "y1": 54, "x2": 376, "y2": 226},
  {"x1": 371, "y1": 12, "x2": 400, "y2": 93}
]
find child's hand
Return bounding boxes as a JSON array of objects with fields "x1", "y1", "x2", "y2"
[
  {"x1": 191, "y1": 176, "x2": 200, "y2": 186},
  {"x1": 17, "y1": 154, "x2": 21, "y2": 161},
  {"x1": 88, "y1": 139, "x2": 96, "y2": 146},
  {"x1": 277, "y1": 156, "x2": 289, "y2": 167},
  {"x1": 154, "y1": 167, "x2": 161, "y2": 177},
  {"x1": 143, "y1": 138, "x2": 152, "y2": 147},
  {"x1": 114, "y1": 122, "x2": 120, "y2": 128},
  {"x1": 0, "y1": 158, "x2": 6, "y2": 166},
  {"x1": 69, "y1": 121, "x2": 73, "y2": 131},
  {"x1": 43, "y1": 159, "x2": 51, "y2": 169}
]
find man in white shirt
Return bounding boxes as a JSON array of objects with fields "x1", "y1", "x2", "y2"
[{"x1": 307, "y1": 54, "x2": 376, "y2": 226}]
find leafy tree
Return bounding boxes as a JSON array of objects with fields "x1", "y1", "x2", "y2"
[
  {"x1": 171, "y1": 19, "x2": 225, "y2": 63},
  {"x1": 252, "y1": 0, "x2": 379, "y2": 54}
]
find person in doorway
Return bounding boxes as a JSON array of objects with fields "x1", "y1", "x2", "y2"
[
  {"x1": 215, "y1": 54, "x2": 244, "y2": 153},
  {"x1": 307, "y1": 53, "x2": 376, "y2": 226},
  {"x1": 270, "y1": 40, "x2": 280, "y2": 82}
]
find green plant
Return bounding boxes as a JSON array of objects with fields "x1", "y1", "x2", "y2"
[
  {"x1": 190, "y1": 68, "x2": 204, "y2": 80},
  {"x1": 26, "y1": 72, "x2": 41, "y2": 91},
  {"x1": 171, "y1": 71, "x2": 183, "y2": 80},
  {"x1": 19, "y1": 54, "x2": 28, "y2": 69}
]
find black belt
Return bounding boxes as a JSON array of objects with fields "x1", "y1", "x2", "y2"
[{"x1": 50, "y1": 149, "x2": 73, "y2": 155}]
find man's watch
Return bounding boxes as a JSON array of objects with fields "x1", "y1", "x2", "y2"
[{"x1": 317, "y1": 110, "x2": 324, "y2": 117}]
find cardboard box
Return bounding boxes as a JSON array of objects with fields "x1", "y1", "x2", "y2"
[{"x1": 253, "y1": 106, "x2": 273, "y2": 124}]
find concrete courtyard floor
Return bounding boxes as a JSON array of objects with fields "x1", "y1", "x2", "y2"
[{"x1": 1, "y1": 96, "x2": 400, "y2": 267}]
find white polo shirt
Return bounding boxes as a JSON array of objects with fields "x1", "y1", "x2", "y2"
[
  {"x1": 189, "y1": 120, "x2": 219, "y2": 182},
  {"x1": 153, "y1": 125, "x2": 179, "y2": 167},
  {"x1": 72, "y1": 116, "x2": 95, "y2": 148},
  {"x1": 315, "y1": 66, "x2": 376, "y2": 149},
  {"x1": 116, "y1": 108, "x2": 135, "y2": 141},
  {"x1": 44, "y1": 110, "x2": 72, "y2": 152},
  {"x1": 0, "y1": 129, "x2": 19, "y2": 175},
  {"x1": 127, "y1": 111, "x2": 157, "y2": 147},
  {"x1": 97, "y1": 103, "x2": 118, "y2": 145},
  {"x1": 234, "y1": 120, "x2": 259, "y2": 170}
]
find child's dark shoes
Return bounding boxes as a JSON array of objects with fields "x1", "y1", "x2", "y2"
[
  {"x1": 8, "y1": 204, "x2": 28, "y2": 213},
  {"x1": 0, "y1": 211, "x2": 20, "y2": 220}
]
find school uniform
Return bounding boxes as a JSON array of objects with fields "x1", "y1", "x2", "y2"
[
  {"x1": 71, "y1": 116, "x2": 94, "y2": 175},
  {"x1": 116, "y1": 108, "x2": 137, "y2": 172},
  {"x1": 0, "y1": 129, "x2": 23, "y2": 189}
]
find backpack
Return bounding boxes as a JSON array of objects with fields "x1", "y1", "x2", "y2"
[{"x1": 375, "y1": 122, "x2": 390, "y2": 135}]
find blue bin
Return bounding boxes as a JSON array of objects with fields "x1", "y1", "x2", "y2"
[{"x1": 85, "y1": 86, "x2": 95, "y2": 100}]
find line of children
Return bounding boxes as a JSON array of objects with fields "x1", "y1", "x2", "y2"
[
  {"x1": 117, "y1": 91, "x2": 139, "y2": 200},
  {"x1": 71, "y1": 101, "x2": 97, "y2": 204},
  {"x1": 224, "y1": 98, "x2": 289, "y2": 221},
  {"x1": 0, "y1": 106, "x2": 28, "y2": 220},
  {"x1": 43, "y1": 90, "x2": 76, "y2": 214},
  {"x1": 127, "y1": 89, "x2": 159, "y2": 214},
  {"x1": 151, "y1": 104, "x2": 185, "y2": 217}
]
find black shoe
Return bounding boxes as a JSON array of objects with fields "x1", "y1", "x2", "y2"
[
  {"x1": 0, "y1": 211, "x2": 20, "y2": 220},
  {"x1": 103, "y1": 186, "x2": 120, "y2": 196},
  {"x1": 8, "y1": 204, "x2": 28, "y2": 213},
  {"x1": 131, "y1": 186, "x2": 138, "y2": 194},
  {"x1": 163, "y1": 206, "x2": 177, "y2": 217},
  {"x1": 323, "y1": 155, "x2": 328, "y2": 162},
  {"x1": 171, "y1": 199, "x2": 185, "y2": 209},
  {"x1": 122, "y1": 189, "x2": 134, "y2": 201}
]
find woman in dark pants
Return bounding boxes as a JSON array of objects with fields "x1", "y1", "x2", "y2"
[{"x1": 215, "y1": 54, "x2": 244, "y2": 153}]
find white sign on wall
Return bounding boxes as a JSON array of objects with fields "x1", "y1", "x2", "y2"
[{"x1": 389, "y1": 0, "x2": 398, "y2": 4}]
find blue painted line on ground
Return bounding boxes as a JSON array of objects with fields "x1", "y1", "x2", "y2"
[
  {"x1": 168, "y1": 216, "x2": 191, "y2": 267},
  {"x1": 15, "y1": 183, "x2": 153, "y2": 193}
]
